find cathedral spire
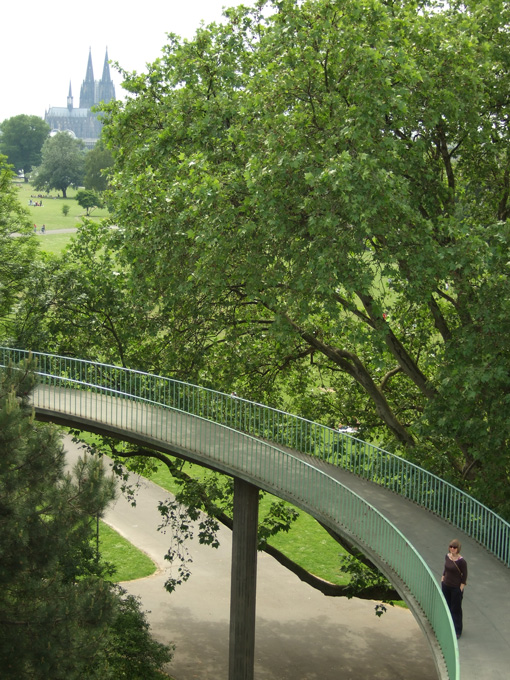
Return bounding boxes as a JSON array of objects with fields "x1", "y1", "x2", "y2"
[
  {"x1": 85, "y1": 47, "x2": 95, "y2": 83},
  {"x1": 97, "y1": 47, "x2": 116, "y2": 105},
  {"x1": 102, "y1": 47, "x2": 112, "y2": 82},
  {"x1": 79, "y1": 48, "x2": 96, "y2": 109},
  {"x1": 67, "y1": 81, "x2": 73, "y2": 111},
  {"x1": 45, "y1": 47, "x2": 116, "y2": 149}
]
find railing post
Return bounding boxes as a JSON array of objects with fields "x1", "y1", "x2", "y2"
[{"x1": 229, "y1": 477, "x2": 259, "y2": 680}]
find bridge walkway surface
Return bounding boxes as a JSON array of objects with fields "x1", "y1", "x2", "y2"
[
  {"x1": 29, "y1": 382, "x2": 510, "y2": 680},
  {"x1": 319, "y1": 460, "x2": 510, "y2": 679}
]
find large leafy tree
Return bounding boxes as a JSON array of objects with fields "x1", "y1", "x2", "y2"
[
  {"x1": 12, "y1": 233, "x2": 397, "y2": 599},
  {"x1": 96, "y1": 0, "x2": 510, "y2": 515},
  {"x1": 84, "y1": 142, "x2": 114, "y2": 193},
  {"x1": 12, "y1": 220, "x2": 180, "y2": 371},
  {"x1": 14, "y1": 0, "x2": 510, "y2": 521},
  {"x1": 32, "y1": 131, "x2": 85, "y2": 198},
  {"x1": 0, "y1": 114, "x2": 50, "y2": 179},
  {"x1": 0, "y1": 155, "x2": 38, "y2": 336}
]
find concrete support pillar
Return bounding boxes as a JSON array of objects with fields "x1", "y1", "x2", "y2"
[{"x1": 228, "y1": 477, "x2": 259, "y2": 680}]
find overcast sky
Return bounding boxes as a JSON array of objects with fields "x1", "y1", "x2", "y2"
[{"x1": 1, "y1": 0, "x2": 258, "y2": 123}]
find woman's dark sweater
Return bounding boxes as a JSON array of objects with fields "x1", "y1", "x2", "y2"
[{"x1": 443, "y1": 555, "x2": 468, "y2": 588}]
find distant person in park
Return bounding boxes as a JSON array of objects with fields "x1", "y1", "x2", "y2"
[
  {"x1": 41, "y1": 224, "x2": 46, "y2": 233},
  {"x1": 441, "y1": 539, "x2": 468, "y2": 639}
]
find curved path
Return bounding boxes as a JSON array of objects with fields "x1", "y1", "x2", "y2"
[
  {"x1": 63, "y1": 436, "x2": 438, "y2": 680},
  {"x1": 30, "y1": 383, "x2": 510, "y2": 680}
]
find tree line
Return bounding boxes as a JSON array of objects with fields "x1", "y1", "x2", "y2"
[{"x1": 0, "y1": 114, "x2": 113, "y2": 197}]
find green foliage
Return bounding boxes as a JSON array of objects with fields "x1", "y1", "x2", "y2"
[
  {"x1": 0, "y1": 362, "x2": 116, "y2": 678},
  {"x1": 94, "y1": 0, "x2": 510, "y2": 514},
  {"x1": 0, "y1": 364, "x2": 172, "y2": 679},
  {"x1": 84, "y1": 142, "x2": 114, "y2": 192},
  {"x1": 0, "y1": 114, "x2": 50, "y2": 177},
  {"x1": 76, "y1": 189, "x2": 102, "y2": 215},
  {"x1": 12, "y1": 219, "x2": 187, "y2": 372},
  {"x1": 257, "y1": 500, "x2": 299, "y2": 549},
  {"x1": 62, "y1": 203, "x2": 71, "y2": 216},
  {"x1": 375, "y1": 604, "x2": 388, "y2": 618},
  {"x1": 11, "y1": 0, "x2": 510, "y2": 518},
  {"x1": 0, "y1": 156, "x2": 38, "y2": 336},
  {"x1": 32, "y1": 131, "x2": 85, "y2": 198},
  {"x1": 86, "y1": 589, "x2": 173, "y2": 680},
  {"x1": 338, "y1": 553, "x2": 393, "y2": 601}
]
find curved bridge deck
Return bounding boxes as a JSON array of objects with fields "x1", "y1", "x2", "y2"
[
  {"x1": 2, "y1": 349, "x2": 509, "y2": 679},
  {"x1": 29, "y1": 385, "x2": 509, "y2": 680}
]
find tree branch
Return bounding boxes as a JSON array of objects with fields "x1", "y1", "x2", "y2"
[
  {"x1": 357, "y1": 292, "x2": 435, "y2": 399},
  {"x1": 102, "y1": 444, "x2": 399, "y2": 600},
  {"x1": 279, "y1": 313, "x2": 415, "y2": 446}
]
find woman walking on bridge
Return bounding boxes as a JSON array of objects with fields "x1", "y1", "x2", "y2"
[{"x1": 441, "y1": 539, "x2": 468, "y2": 639}]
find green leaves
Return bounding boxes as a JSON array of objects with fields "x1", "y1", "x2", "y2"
[
  {"x1": 84, "y1": 143, "x2": 113, "y2": 192},
  {"x1": 0, "y1": 365, "x2": 115, "y2": 678},
  {"x1": 0, "y1": 369, "x2": 172, "y2": 679},
  {"x1": 0, "y1": 114, "x2": 50, "y2": 176},
  {"x1": 32, "y1": 131, "x2": 85, "y2": 198},
  {"x1": 0, "y1": 156, "x2": 38, "y2": 332},
  {"x1": 75, "y1": 189, "x2": 102, "y2": 215},
  {"x1": 23, "y1": 0, "x2": 510, "y2": 515},
  {"x1": 258, "y1": 500, "x2": 299, "y2": 549}
]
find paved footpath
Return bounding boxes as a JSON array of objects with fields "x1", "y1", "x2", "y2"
[{"x1": 64, "y1": 435, "x2": 437, "y2": 680}]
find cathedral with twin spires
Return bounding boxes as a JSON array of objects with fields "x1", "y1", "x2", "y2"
[{"x1": 45, "y1": 49, "x2": 116, "y2": 149}]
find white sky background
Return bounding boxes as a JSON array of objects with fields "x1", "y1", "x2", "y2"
[{"x1": 0, "y1": 0, "x2": 258, "y2": 123}]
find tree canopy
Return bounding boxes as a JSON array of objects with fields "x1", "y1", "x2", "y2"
[
  {"x1": 0, "y1": 363, "x2": 116, "y2": 678},
  {"x1": 0, "y1": 155, "x2": 38, "y2": 335},
  {"x1": 93, "y1": 0, "x2": 510, "y2": 515},
  {"x1": 10, "y1": 0, "x2": 510, "y2": 524},
  {"x1": 84, "y1": 142, "x2": 114, "y2": 193},
  {"x1": 76, "y1": 189, "x2": 102, "y2": 215},
  {"x1": 0, "y1": 114, "x2": 50, "y2": 179},
  {"x1": 32, "y1": 131, "x2": 85, "y2": 198},
  {"x1": 0, "y1": 364, "x2": 172, "y2": 679}
]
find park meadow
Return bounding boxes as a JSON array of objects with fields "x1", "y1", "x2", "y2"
[{"x1": 14, "y1": 180, "x2": 108, "y2": 254}]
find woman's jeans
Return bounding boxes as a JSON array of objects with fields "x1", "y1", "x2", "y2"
[{"x1": 442, "y1": 583, "x2": 463, "y2": 636}]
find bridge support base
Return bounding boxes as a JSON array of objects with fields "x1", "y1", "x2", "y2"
[{"x1": 229, "y1": 477, "x2": 259, "y2": 680}]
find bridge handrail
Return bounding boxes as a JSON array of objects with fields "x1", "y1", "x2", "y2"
[
  {"x1": 0, "y1": 347, "x2": 458, "y2": 679},
  {"x1": 2, "y1": 347, "x2": 508, "y2": 569}
]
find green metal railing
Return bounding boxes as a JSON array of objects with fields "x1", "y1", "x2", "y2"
[
  {"x1": 4, "y1": 347, "x2": 506, "y2": 568},
  {"x1": 0, "y1": 347, "x2": 474, "y2": 679}
]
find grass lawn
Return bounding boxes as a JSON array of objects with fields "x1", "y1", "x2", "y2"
[
  {"x1": 99, "y1": 520, "x2": 157, "y2": 582},
  {"x1": 37, "y1": 232, "x2": 76, "y2": 255},
  {"x1": 13, "y1": 180, "x2": 107, "y2": 255},
  {"x1": 14, "y1": 180, "x2": 109, "y2": 231},
  {"x1": 14, "y1": 182, "x2": 108, "y2": 255}
]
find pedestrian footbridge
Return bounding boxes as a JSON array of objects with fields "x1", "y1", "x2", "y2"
[{"x1": 2, "y1": 348, "x2": 509, "y2": 680}]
